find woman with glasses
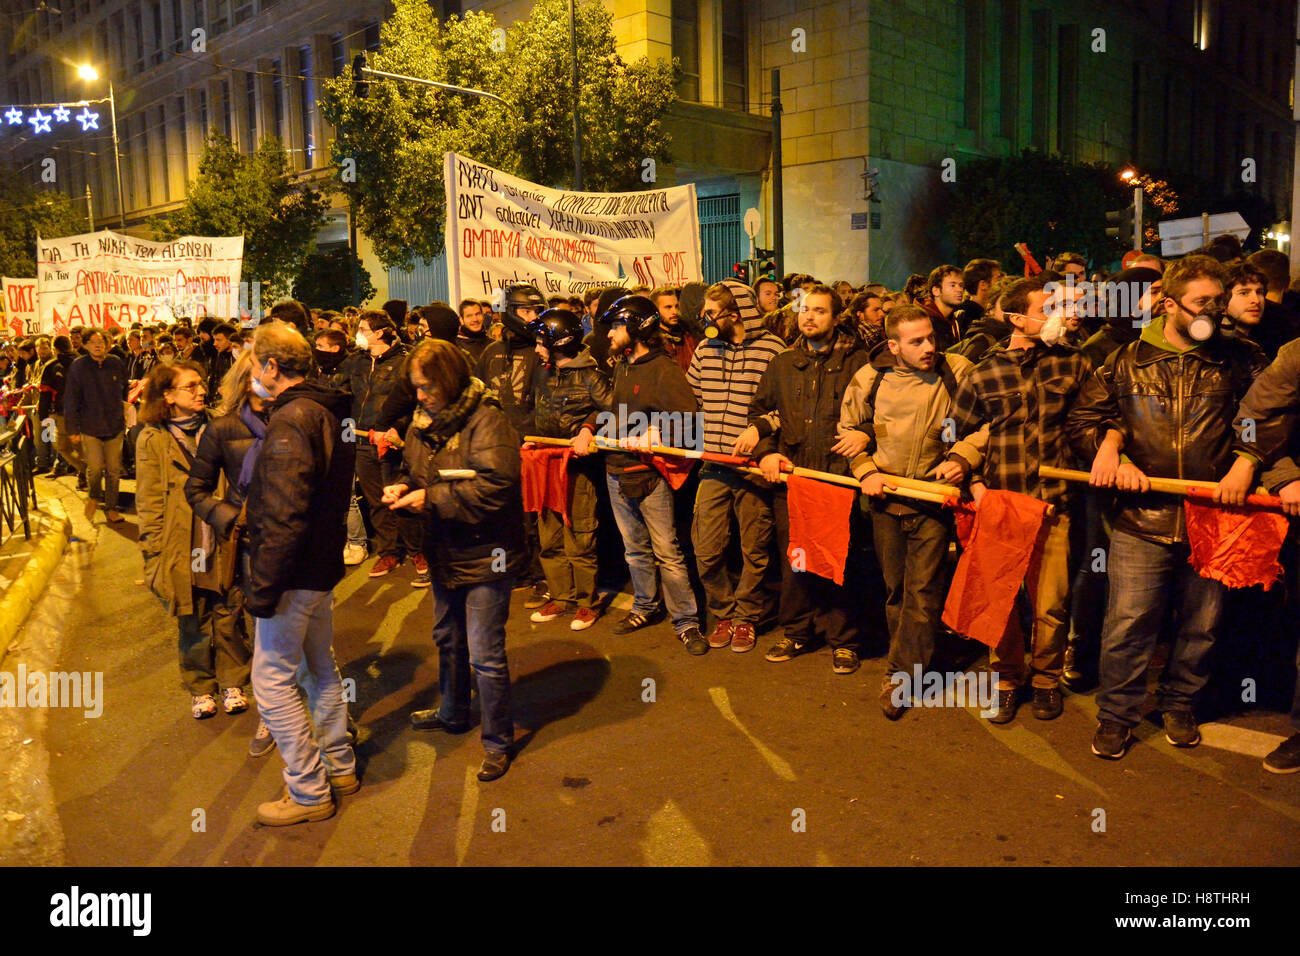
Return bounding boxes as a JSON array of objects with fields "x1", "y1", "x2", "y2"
[{"x1": 137, "y1": 359, "x2": 244, "y2": 719}]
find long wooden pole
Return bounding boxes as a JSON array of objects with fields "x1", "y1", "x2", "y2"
[
  {"x1": 1040, "y1": 465, "x2": 1282, "y2": 510},
  {"x1": 524, "y1": 435, "x2": 959, "y2": 505}
]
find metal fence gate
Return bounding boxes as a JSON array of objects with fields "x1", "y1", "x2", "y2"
[{"x1": 698, "y1": 193, "x2": 743, "y2": 285}]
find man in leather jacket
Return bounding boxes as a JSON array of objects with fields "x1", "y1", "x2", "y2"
[{"x1": 1068, "y1": 255, "x2": 1268, "y2": 760}]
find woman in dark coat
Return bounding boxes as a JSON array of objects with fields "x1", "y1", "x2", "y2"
[{"x1": 382, "y1": 339, "x2": 527, "y2": 781}]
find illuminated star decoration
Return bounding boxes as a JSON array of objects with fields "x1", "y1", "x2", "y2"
[
  {"x1": 4, "y1": 107, "x2": 22, "y2": 125},
  {"x1": 75, "y1": 107, "x2": 99, "y2": 131},
  {"x1": 28, "y1": 109, "x2": 51, "y2": 134},
  {"x1": 52, "y1": 105, "x2": 70, "y2": 123}
]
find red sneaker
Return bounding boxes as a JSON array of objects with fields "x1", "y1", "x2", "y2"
[
  {"x1": 731, "y1": 621, "x2": 756, "y2": 653},
  {"x1": 570, "y1": 607, "x2": 600, "y2": 631},
  {"x1": 707, "y1": 619, "x2": 733, "y2": 648},
  {"x1": 530, "y1": 601, "x2": 564, "y2": 623},
  {"x1": 369, "y1": 554, "x2": 400, "y2": 577}
]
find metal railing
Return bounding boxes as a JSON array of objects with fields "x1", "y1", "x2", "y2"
[{"x1": 0, "y1": 405, "x2": 38, "y2": 544}]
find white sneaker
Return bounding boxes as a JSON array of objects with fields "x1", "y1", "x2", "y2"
[{"x1": 343, "y1": 544, "x2": 368, "y2": 566}]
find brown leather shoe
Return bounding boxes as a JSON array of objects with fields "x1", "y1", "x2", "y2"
[
  {"x1": 707, "y1": 619, "x2": 733, "y2": 648},
  {"x1": 730, "y1": 621, "x2": 756, "y2": 653}
]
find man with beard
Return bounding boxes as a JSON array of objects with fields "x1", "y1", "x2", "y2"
[
  {"x1": 749, "y1": 285, "x2": 871, "y2": 674},
  {"x1": 456, "y1": 298, "x2": 493, "y2": 365},
  {"x1": 1224, "y1": 261, "x2": 1269, "y2": 344}
]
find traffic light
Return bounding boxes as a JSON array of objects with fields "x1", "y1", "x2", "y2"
[
  {"x1": 754, "y1": 248, "x2": 775, "y2": 280},
  {"x1": 353, "y1": 52, "x2": 368, "y2": 99},
  {"x1": 1106, "y1": 205, "x2": 1135, "y2": 248},
  {"x1": 733, "y1": 261, "x2": 753, "y2": 284}
]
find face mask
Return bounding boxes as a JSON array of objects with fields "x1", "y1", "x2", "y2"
[
  {"x1": 251, "y1": 375, "x2": 273, "y2": 400},
  {"x1": 1186, "y1": 302, "x2": 1226, "y2": 342},
  {"x1": 1038, "y1": 314, "x2": 1066, "y2": 347},
  {"x1": 355, "y1": 331, "x2": 368, "y2": 350}
]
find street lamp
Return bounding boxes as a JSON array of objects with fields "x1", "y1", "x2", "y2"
[{"x1": 76, "y1": 64, "x2": 125, "y2": 230}]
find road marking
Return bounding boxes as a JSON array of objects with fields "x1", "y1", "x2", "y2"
[
  {"x1": 639, "y1": 799, "x2": 712, "y2": 866},
  {"x1": 970, "y1": 713, "x2": 1109, "y2": 799},
  {"x1": 606, "y1": 591, "x2": 634, "y2": 612},
  {"x1": 709, "y1": 686, "x2": 796, "y2": 781},
  {"x1": 1198, "y1": 722, "x2": 1289, "y2": 758},
  {"x1": 455, "y1": 764, "x2": 479, "y2": 866}
]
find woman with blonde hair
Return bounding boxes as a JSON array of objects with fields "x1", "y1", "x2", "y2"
[
  {"x1": 137, "y1": 359, "x2": 250, "y2": 719},
  {"x1": 182, "y1": 348, "x2": 270, "y2": 749}
]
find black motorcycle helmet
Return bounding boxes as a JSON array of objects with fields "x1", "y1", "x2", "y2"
[
  {"x1": 529, "y1": 308, "x2": 585, "y2": 359},
  {"x1": 601, "y1": 294, "x2": 661, "y2": 341},
  {"x1": 495, "y1": 282, "x2": 546, "y2": 338}
]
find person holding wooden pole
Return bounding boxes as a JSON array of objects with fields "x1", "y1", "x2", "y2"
[
  {"x1": 838, "y1": 305, "x2": 986, "y2": 717},
  {"x1": 749, "y1": 284, "x2": 871, "y2": 674},
  {"x1": 947, "y1": 275, "x2": 1092, "y2": 723},
  {"x1": 1067, "y1": 255, "x2": 1268, "y2": 760}
]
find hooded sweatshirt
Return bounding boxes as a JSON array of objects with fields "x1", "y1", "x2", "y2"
[{"x1": 686, "y1": 279, "x2": 788, "y2": 455}]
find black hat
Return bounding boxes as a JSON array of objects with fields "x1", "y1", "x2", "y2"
[
  {"x1": 382, "y1": 298, "x2": 408, "y2": 327},
  {"x1": 417, "y1": 304, "x2": 461, "y2": 343}
]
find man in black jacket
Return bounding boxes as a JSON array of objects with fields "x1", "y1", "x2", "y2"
[
  {"x1": 64, "y1": 329, "x2": 128, "y2": 521},
  {"x1": 477, "y1": 283, "x2": 549, "y2": 605},
  {"x1": 1068, "y1": 256, "x2": 1268, "y2": 760},
  {"x1": 527, "y1": 308, "x2": 613, "y2": 631},
  {"x1": 347, "y1": 310, "x2": 424, "y2": 583},
  {"x1": 244, "y1": 321, "x2": 357, "y2": 825},
  {"x1": 456, "y1": 297, "x2": 493, "y2": 365},
  {"x1": 749, "y1": 285, "x2": 870, "y2": 674},
  {"x1": 600, "y1": 295, "x2": 706, "y2": 654}
]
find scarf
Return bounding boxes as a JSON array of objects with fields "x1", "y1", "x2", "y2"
[
  {"x1": 166, "y1": 412, "x2": 207, "y2": 462},
  {"x1": 236, "y1": 400, "x2": 269, "y2": 495},
  {"x1": 414, "y1": 377, "x2": 486, "y2": 453}
]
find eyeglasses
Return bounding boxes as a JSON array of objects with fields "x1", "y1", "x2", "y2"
[
  {"x1": 702, "y1": 309, "x2": 739, "y2": 322},
  {"x1": 169, "y1": 383, "x2": 207, "y2": 394}
]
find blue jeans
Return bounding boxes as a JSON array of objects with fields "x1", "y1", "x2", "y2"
[
  {"x1": 605, "y1": 474, "x2": 699, "y2": 632},
  {"x1": 1097, "y1": 530, "x2": 1225, "y2": 728},
  {"x1": 252, "y1": 589, "x2": 354, "y2": 805},
  {"x1": 432, "y1": 576, "x2": 514, "y2": 753}
]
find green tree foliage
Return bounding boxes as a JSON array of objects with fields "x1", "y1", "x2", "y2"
[
  {"x1": 320, "y1": 0, "x2": 677, "y2": 270},
  {"x1": 0, "y1": 163, "x2": 92, "y2": 277},
  {"x1": 293, "y1": 247, "x2": 376, "y2": 311},
  {"x1": 152, "y1": 133, "x2": 329, "y2": 301},
  {"x1": 947, "y1": 150, "x2": 1122, "y2": 271}
]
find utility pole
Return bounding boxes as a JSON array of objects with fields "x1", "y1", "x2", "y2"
[
  {"x1": 771, "y1": 69, "x2": 783, "y2": 281},
  {"x1": 570, "y1": 0, "x2": 583, "y2": 190}
]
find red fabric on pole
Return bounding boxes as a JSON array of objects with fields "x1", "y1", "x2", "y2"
[
  {"x1": 942, "y1": 490, "x2": 1051, "y2": 647},
  {"x1": 520, "y1": 446, "x2": 573, "y2": 525},
  {"x1": 1184, "y1": 498, "x2": 1288, "y2": 590},
  {"x1": 785, "y1": 474, "x2": 856, "y2": 585},
  {"x1": 953, "y1": 500, "x2": 978, "y2": 549},
  {"x1": 648, "y1": 453, "x2": 695, "y2": 490}
]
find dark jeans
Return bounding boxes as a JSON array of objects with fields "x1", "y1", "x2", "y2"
[
  {"x1": 872, "y1": 507, "x2": 951, "y2": 674},
  {"x1": 1098, "y1": 529, "x2": 1225, "y2": 728},
  {"x1": 1068, "y1": 488, "x2": 1109, "y2": 659},
  {"x1": 692, "y1": 468, "x2": 774, "y2": 626},
  {"x1": 772, "y1": 490, "x2": 861, "y2": 650},
  {"x1": 432, "y1": 576, "x2": 515, "y2": 753},
  {"x1": 356, "y1": 443, "x2": 421, "y2": 558}
]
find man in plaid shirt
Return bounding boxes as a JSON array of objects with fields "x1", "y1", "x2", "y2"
[{"x1": 948, "y1": 275, "x2": 1092, "y2": 724}]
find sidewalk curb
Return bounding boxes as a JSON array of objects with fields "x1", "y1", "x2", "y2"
[{"x1": 0, "y1": 501, "x2": 72, "y2": 663}]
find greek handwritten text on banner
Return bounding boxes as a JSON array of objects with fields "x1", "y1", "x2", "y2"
[
  {"x1": 36, "y1": 230, "x2": 244, "y2": 334},
  {"x1": 443, "y1": 152, "x2": 702, "y2": 304}
]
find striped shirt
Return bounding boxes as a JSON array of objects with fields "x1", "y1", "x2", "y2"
[{"x1": 687, "y1": 328, "x2": 787, "y2": 455}]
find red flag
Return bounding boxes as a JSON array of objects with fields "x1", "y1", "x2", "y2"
[
  {"x1": 648, "y1": 453, "x2": 695, "y2": 490},
  {"x1": 785, "y1": 474, "x2": 856, "y2": 585},
  {"x1": 953, "y1": 500, "x2": 978, "y2": 549},
  {"x1": 942, "y1": 490, "x2": 1051, "y2": 647},
  {"x1": 520, "y1": 446, "x2": 573, "y2": 525},
  {"x1": 1184, "y1": 498, "x2": 1288, "y2": 590}
]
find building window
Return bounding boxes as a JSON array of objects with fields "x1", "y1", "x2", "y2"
[
  {"x1": 221, "y1": 78, "x2": 232, "y2": 138},
  {"x1": 152, "y1": 2, "x2": 165, "y2": 66},
  {"x1": 155, "y1": 105, "x2": 170, "y2": 201},
  {"x1": 364, "y1": 20, "x2": 381, "y2": 53},
  {"x1": 175, "y1": 96, "x2": 188, "y2": 168},
  {"x1": 1056, "y1": 24, "x2": 1077, "y2": 158},
  {"x1": 131, "y1": 3, "x2": 145, "y2": 70},
  {"x1": 171, "y1": 0, "x2": 183, "y2": 53},
  {"x1": 1029, "y1": 9, "x2": 1050, "y2": 151},
  {"x1": 331, "y1": 33, "x2": 345, "y2": 78},
  {"x1": 298, "y1": 44, "x2": 315, "y2": 166},
  {"x1": 245, "y1": 71, "x2": 257, "y2": 151},
  {"x1": 234, "y1": 0, "x2": 254, "y2": 25},
  {"x1": 1000, "y1": 0, "x2": 1020, "y2": 141},
  {"x1": 198, "y1": 87, "x2": 209, "y2": 137},
  {"x1": 720, "y1": 0, "x2": 746, "y2": 111},
  {"x1": 963, "y1": 0, "x2": 984, "y2": 130},
  {"x1": 671, "y1": 0, "x2": 699, "y2": 103},
  {"x1": 271, "y1": 57, "x2": 284, "y2": 142},
  {"x1": 211, "y1": 0, "x2": 228, "y2": 36}
]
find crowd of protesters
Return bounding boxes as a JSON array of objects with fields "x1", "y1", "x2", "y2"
[{"x1": 6, "y1": 236, "x2": 1300, "y2": 827}]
